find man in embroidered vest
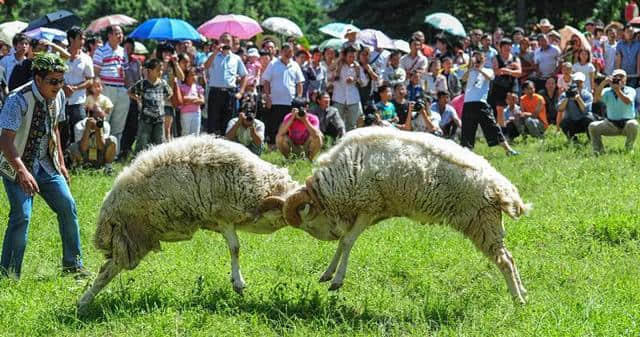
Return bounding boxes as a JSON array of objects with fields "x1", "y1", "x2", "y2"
[{"x1": 0, "y1": 53, "x2": 89, "y2": 279}]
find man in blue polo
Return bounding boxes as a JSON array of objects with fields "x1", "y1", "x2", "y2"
[
  {"x1": 203, "y1": 32, "x2": 248, "y2": 135},
  {"x1": 0, "y1": 53, "x2": 88, "y2": 279},
  {"x1": 589, "y1": 69, "x2": 638, "y2": 153}
]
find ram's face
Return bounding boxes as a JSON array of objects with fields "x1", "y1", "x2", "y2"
[{"x1": 297, "y1": 204, "x2": 340, "y2": 241}]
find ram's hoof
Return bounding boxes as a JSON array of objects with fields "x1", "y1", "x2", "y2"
[
  {"x1": 233, "y1": 284, "x2": 245, "y2": 295},
  {"x1": 318, "y1": 273, "x2": 333, "y2": 283},
  {"x1": 328, "y1": 282, "x2": 343, "y2": 291},
  {"x1": 77, "y1": 303, "x2": 89, "y2": 316}
]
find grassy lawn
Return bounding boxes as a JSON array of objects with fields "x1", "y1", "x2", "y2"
[{"x1": 1, "y1": 128, "x2": 639, "y2": 336}]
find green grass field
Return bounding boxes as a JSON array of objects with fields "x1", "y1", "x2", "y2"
[{"x1": 1, "y1": 129, "x2": 639, "y2": 336}]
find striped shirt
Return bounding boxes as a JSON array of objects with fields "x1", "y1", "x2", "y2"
[{"x1": 93, "y1": 43, "x2": 128, "y2": 87}]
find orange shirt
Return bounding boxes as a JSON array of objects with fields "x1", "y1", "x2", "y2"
[{"x1": 519, "y1": 93, "x2": 548, "y2": 128}]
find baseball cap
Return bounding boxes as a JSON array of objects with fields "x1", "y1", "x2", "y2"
[
  {"x1": 572, "y1": 72, "x2": 586, "y2": 82},
  {"x1": 247, "y1": 48, "x2": 259, "y2": 58},
  {"x1": 612, "y1": 69, "x2": 627, "y2": 77}
]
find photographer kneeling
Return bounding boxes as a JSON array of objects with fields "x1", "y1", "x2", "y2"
[
  {"x1": 225, "y1": 101, "x2": 265, "y2": 156},
  {"x1": 406, "y1": 97, "x2": 443, "y2": 136},
  {"x1": 556, "y1": 72, "x2": 594, "y2": 141},
  {"x1": 69, "y1": 109, "x2": 117, "y2": 174},
  {"x1": 276, "y1": 99, "x2": 323, "y2": 160},
  {"x1": 589, "y1": 69, "x2": 638, "y2": 154}
]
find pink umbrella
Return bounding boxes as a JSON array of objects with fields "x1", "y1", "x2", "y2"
[
  {"x1": 87, "y1": 14, "x2": 137, "y2": 33},
  {"x1": 197, "y1": 14, "x2": 262, "y2": 39}
]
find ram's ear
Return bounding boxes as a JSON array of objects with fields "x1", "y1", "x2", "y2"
[{"x1": 258, "y1": 196, "x2": 285, "y2": 213}]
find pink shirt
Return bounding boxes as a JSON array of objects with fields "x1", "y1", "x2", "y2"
[
  {"x1": 451, "y1": 93, "x2": 465, "y2": 118},
  {"x1": 283, "y1": 112, "x2": 319, "y2": 145},
  {"x1": 245, "y1": 59, "x2": 262, "y2": 86},
  {"x1": 179, "y1": 82, "x2": 204, "y2": 114}
]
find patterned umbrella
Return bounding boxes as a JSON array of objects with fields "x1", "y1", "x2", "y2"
[
  {"x1": 25, "y1": 27, "x2": 67, "y2": 42},
  {"x1": 198, "y1": 14, "x2": 262, "y2": 39},
  {"x1": 262, "y1": 17, "x2": 303, "y2": 38},
  {"x1": 87, "y1": 14, "x2": 137, "y2": 33},
  {"x1": 319, "y1": 23, "x2": 360, "y2": 39}
]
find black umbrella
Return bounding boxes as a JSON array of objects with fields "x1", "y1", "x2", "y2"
[{"x1": 23, "y1": 10, "x2": 81, "y2": 33}]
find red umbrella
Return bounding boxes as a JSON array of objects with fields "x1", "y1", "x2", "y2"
[{"x1": 87, "y1": 14, "x2": 137, "y2": 33}]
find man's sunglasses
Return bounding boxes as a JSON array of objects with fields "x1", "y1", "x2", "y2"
[{"x1": 45, "y1": 78, "x2": 65, "y2": 86}]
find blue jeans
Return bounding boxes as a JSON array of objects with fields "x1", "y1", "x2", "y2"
[{"x1": 1, "y1": 164, "x2": 83, "y2": 277}]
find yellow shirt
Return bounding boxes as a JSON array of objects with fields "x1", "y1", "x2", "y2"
[{"x1": 85, "y1": 94, "x2": 114, "y2": 114}]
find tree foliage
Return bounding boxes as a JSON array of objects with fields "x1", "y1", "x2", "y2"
[
  {"x1": 0, "y1": 0, "x2": 329, "y2": 43},
  {"x1": 331, "y1": 0, "x2": 631, "y2": 40}
]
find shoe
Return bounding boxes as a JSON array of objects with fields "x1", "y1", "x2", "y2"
[
  {"x1": 103, "y1": 166, "x2": 114, "y2": 176},
  {"x1": 506, "y1": 149, "x2": 520, "y2": 156},
  {"x1": 62, "y1": 266, "x2": 93, "y2": 280}
]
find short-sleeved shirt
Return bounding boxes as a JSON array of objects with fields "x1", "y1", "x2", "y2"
[
  {"x1": 179, "y1": 82, "x2": 204, "y2": 113},
  {"x1": 391, "y1": 99, "x2": 410, "y2": 125},
  {"x1": 534, "y1": 45, "x2": 561, "y2": 78},
  {"x1": 400, "y1": 53, "x2": 428, "y2": 74},
  {"x1": 207, "y1": 52, "x2": 247, "y2": 88},
  {"x1": 503, "y1": 104, "x2": 521, "y2": 121},
  {"x1": 558, "y1": 89, "x2": 593, "y2": 121},
  {"x1": 131, "y1": 79, "x2": 172, "y2": 124},
  {"x1": 86, "y1": 94, "x2": 114, "y2": 114},
  {"x1": 282, "y1": 112, "x2": 320, "y2": 145},
  {"x1": 572, "y1": 62, "x2": 595, "y2": 92},
  {"x1": 64, "y1": 52, "x2": 95, "y2": 105},
  {"x1": 376, "y1": 101, "x2": 397, "y2": 121},
  {"x1": 226, "y1": 117, "x2": 265, "y2": 146},
  {"x1": 520, "y1": 93, "x2": 548, "y2": 128},
  {"x1": 464, "y1": 68, "x2": 494, "y2": 103},
  {"x1": 310, "y1": 106, "x2": 345, "y2": 137},
  {"x1": 262, "y1": 58, "x2": 305, "y2": 106},
  {"x1": 93, "y1": 43, "x2": 128, "y2": 86},
  {"x1": 430, "y1": 102, "x2": 457, "y2": 128},
  {"x1": 601, "y1": 86, "x2": 636, "y2": 120},
  {"x1": 0, "y1": 81, "x2": 65, "y2": 175},
  {"x1": 615, "y1": 40, "x2": 640, "y2": 76},
  {"x1": 73, "y1": 117, "x2": 112, "y2": 143}
]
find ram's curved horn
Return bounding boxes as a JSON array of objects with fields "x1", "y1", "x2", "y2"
[
  {"x1": 282, "y1": 187, "x2": 312, "y2": 227},
  {"x1": 258, "y1": 196, "x2": 285, "y2": 213}
]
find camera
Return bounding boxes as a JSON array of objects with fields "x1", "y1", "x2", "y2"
[
  {"x1": 566, "y1": 84, "x2": 578, "y2": 98},
  {"x1": 297, "y1": 109, "x2": 306, "y2": 118},
  {"x1": 95, "y1": 118, "x2": 104, "y2": 129},
  {"x1": 245, "y1": 112, "x2": 255, "y2": 122},
  {"x1": 291, "y1": 97, "x2": 309, "y2": 118},
  {"x1": 413, "y1": 98, "x2": 426, "y2": 112},
  {"x1": 612, "y1": 78, "x2": 621, "y2": 85}
]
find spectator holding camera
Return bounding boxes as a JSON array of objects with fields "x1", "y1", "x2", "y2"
[
  {"x1": 461, "y1": 51, "x2": 518, "y2": 155},
  {"x1": 431, "y1": 91, "x2": 461, "y2": 138},
  {"x1": 589, "y1": 69, "x2": 638, "y2": 153},
  {"x1": 556, "y1": 72, "x2": 594, "y2": 140},
  {"x1": 225, "y1": 103, "x2": 265, "y2": 156},
  {"x1": 310, "y1": 92, "x2": 345, "y2": 139},
  {"x1": 69, "y1": 108, "x2": 117, "y2": 174},
  {"x1": 276, "y1": 99, "x2": 323, "y2": 160},
  {"x1": 408, "y1": 97, "x2": 442, "y2": 135}
]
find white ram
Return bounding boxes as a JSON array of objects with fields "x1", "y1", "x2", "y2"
[
  {"x1": 77, "y1": 135, "x2": 300, "y2": 314},
  {"x1": 263, "y1": 127, "x2": 530, "y2": 303}
]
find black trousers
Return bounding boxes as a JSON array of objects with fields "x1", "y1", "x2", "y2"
[
  {"x1": 206, "y1": 87, "x2": 237, "y2": 136},
  {"x1": 264, "y1": 105, "x2": 291, "y2": 144},
  {"x1": 120, "y1": 101, "x2": 139, "y2": 158},
  {"x1": 460, "y1": 101, "x2": 505, "y2": 149},
  {"x1": 560, "y1": 116, "x2": 594, "y2": 138}
]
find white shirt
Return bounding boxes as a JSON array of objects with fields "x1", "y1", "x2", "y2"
[
  {"x1": 604, "y1": 40, "x2": 618, "y2": 76},
  {"x1": 73, "y1": 118, "x2": 111, "y2": 142},
  {"x1": 331, "y1": 62, "x2": 369, "y2": 105},
  {"x1": 464, "y1": 68, "x2": 495, "y2": 103},
  {"x1": 64, "y1": 52, "x2": 95, "y2": 105},
  {"x1": 572, "y1": 62, "x2": 596, "y2": 92},
  {"x1": 400, "y1": 52, "x2": 428, "y2": 74},
  {"x1": 262, "y1": 58, "x2": 305, "y2": 106}
]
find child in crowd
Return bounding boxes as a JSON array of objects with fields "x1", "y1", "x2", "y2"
[
  {"x1": 245, "y1": 48, "x2": 262, "y2": 91},
  {"x1": 501, "y1": 92, "x2": 523, "y2": 140},
  {"x1": 85, "y1": 78, "x2": 113, "y2": 119},
  {"x1": 423, "y1": 58, "x2": 447, "y2": 98},
  {"x1": 178, "y1": 67, "x2": 205, "y2": 136},
  {"x1": 129, "y1": 58, "x2": 173, "y2": 154},
  {"x1": 557, "y1": 62, "x2": 573, "y2": 94},
  {"x1": 375, "y1": 85, "x2": 398, "y2": 123},
  {"x1": 407, "y1": 71, "x2": 425, "y2": 101}
]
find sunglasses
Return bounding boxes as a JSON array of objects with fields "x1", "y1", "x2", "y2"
[{"x1": 45, "y1": 78, "x2": 65, "y2": 86}]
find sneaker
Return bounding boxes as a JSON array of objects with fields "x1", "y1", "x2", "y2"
[
  {"x1": 62, "y1": 266, "x2": 93, "y2": 280},
  {"x1": 506, "y1": 149, "x2": 520, "y2": 156},
  {"x1": 103, "y1": 166, "x2": 114, "y2": 176}
]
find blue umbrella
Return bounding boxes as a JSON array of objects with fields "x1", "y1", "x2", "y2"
[
  {"x1": 129, "y1": 18, "x2": 201, "y2": 41},
  {"x1": 319, "y1": 23, "x2": 360, "y2": 39},
  {"x1": 424, "y1": 13, "x2": 466, "y2": 38}
]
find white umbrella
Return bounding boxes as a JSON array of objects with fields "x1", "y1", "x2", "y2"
[
  {"x1": 134, "y1": 41, "x2": 149, "y2": 54},
  {"x1": 393, "y1": 39, "x2": 410, "y2": 53},
  {"x1": 261, "y1": 17, "x2": 303, "y2": 38},
  {"x1": 319, "y1": 23, "x2": 360, "y2": 39},
  {"x1": 0, "y1": 21, "x2": 27, "y2": 45}
]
